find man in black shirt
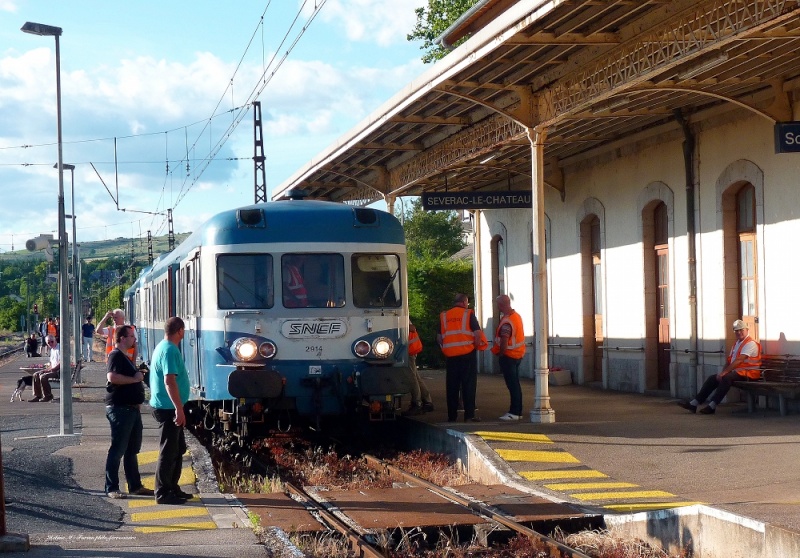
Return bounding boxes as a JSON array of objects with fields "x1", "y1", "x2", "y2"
[{"x1": 104, "y1": 325, "x2": 153, "y2": 499}]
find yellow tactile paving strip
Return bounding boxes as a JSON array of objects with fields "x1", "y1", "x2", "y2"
[
  {"x1": 120, "y1": 450, "x2": 214, "y2": 533},
  {"x1": 476, "y1": 431, "x2": 700, "y2": 513}
]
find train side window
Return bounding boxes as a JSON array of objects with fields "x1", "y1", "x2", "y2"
[
  {"x1": 281, "y1": 254, "x2": 345, "y2": 308},
  {"x1": 217, "y1": 254, "x2": 273, "y2": 309},
  {"x1": 352, "y1": 254, "x2": 401, "y2": 308}
]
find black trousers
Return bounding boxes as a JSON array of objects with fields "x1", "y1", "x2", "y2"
[
  {"x1": 695, "y1": 371, "x2": 748, "y2": 406},
  {"x1": 445, "y1": 351, "x2": 477, "y2": 421},
  {"x1": 152, "y1": 408, "x2": 187, "y2": 499}
]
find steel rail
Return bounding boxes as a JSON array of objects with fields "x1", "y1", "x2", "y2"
[
  {"x1": 363, "y1": 454, "x2": 592, "y2": 558},
  {"x1": 284, "y1": 482, "x2": 387, "y2": 558}
]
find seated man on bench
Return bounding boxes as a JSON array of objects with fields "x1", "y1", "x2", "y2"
[
  {"x1": 678, "y1": 319, "x2": 761, "y2": 415},
  {"x1": 30, "y1": 335, "x2": 61, "y2": 403}
]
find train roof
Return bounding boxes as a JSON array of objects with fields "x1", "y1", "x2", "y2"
[
  {"x1": 185, "y1": 199, "x2": 403, "y2": 248},
  {"x1": 140, "y1": 200, "x2": 404, "y2": 278}
]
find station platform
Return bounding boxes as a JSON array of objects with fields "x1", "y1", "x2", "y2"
[
  {"x1": 2, "y1": 352, "x2": 800, "y2": 556},
  {"x1": 0, "y1": 353, "x2": 265, "y2": 557}
]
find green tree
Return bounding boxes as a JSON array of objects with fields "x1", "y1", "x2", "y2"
[
  {"x1": 399, "y1": 199, "x2": 466, "y2": 261},
  {"x1": 407, "y1": 0, "x2": 479, "y2": 63},
  {"x1": 397, "y1": 198, "x2": 473, "y2": 367}
]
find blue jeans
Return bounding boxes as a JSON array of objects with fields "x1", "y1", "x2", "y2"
[
  {"x1": 105, "y1": 405, "x2": 144, "y2": 493},
  {"x1": 499, "y1": 355, "x2": 523, "y2": 416},
  {"x1": 82, "y1": 337, "x2": 93, "y2": 361}
]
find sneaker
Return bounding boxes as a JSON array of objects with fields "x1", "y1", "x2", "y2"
[
  {"x1": 677, "y1": 401, "x2": 697, "y2": 413},
  {"x1": 107, "y1": 491, "x2": 127, "y2": 499},
  {"x1": 466, "y1": 417, "x2": 482, "y2": 422},
  {"x1": 130, "y1": 486, "x2": 155, "y2": 496},
  {"x1": 41, "y1": 395, "x2": 54, "y2": 402},
  {"x1": 28, "y1": 397, "x2": 41, "y2": 403},
  {"x1": 422, "y1": 402, "x2": 435, "y2": 412},
  {"x1": 499, "y1": 413, "x2": 521, "y2": 421},
  {"x1": 699, "y1": 405, "x2": 716, "y2": 415}
]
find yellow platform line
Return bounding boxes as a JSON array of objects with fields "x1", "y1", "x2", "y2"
[
  {"x1": 604, "y1": 502, "x2": 702, "y2": 512},
  {"x1": 138, "y1": 450, "x2": 193, "y2": 468},
  {"x1": 521, "y1": 469, "x2": 608, "y2": 481},
  {"x1": 132, "y1": 507, "x2": 209, "y2": 522},
  {"x1": 572, "y1": 490, "x2": 674, "y2": 501},
  {"x1": 496, "y1": 449, "x2": 579, "y2": 463},
  {"x1": 127, "y1": 495, "x2": 198, "y2": 509},
  {"x1": 545, "y1": 481, "x2": 639, "y2": 491},
  {"x1": 475, "y1": 432, "x2": 553, "y2": 444},
  {"x1": 127, "y1": 467, "x2": 196, "y2": 492},
  {"x1": 138, "y1": 450, "x2": 159, "y2": 466},
  {"x1": 135, "y1": 521, "x2": 217, "y2": 533}
]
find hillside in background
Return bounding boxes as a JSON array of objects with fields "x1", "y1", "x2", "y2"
[{"x1": 0, "y1": 232, "x2": 191, "y2": 263}]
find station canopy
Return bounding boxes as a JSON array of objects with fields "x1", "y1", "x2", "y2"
[{"x1": 272, "y1": 0, "x2": 800, "y2": 207}]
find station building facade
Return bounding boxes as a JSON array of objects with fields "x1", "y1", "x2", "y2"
[{"x1": 475, "y1": 107, "x2": 800, "y2": 399}]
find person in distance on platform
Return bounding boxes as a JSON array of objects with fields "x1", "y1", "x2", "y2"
[
  {"x1": 104, "y1": 325, "x2": 153, "y2": 499},
  {"x1": 25, "y1": 333, "x2": 40, "y2": 358},
  {"x1": 82, "y1": 317, "x2": 96, "y2": 363},
  {"x1": 150, "y1": 317, "x2": 192, "y2": 505},
  {"x1": 493, "y1": 295, "x2": 526, "y2": 421},
  {"x1": 678, "y1": 319, "x2": 762, "y2": 415},
  {"x1": 29, "y1": 335, "x2": 60, "y2": 402},
  {"x1": 438, "y1": 293, "x2": 488, "y2": 422},
  {"x1": 98, "y1": 308, "x2": 137, "y2": 364},
  {"x1": 402, "y1": 322, "x2": 434, "y2": 416}
]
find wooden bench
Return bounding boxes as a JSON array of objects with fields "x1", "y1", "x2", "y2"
[{"x1": 733, "y1": 355, "x2": 800, "y2": 416}]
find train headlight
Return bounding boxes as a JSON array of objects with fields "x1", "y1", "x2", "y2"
[
  {"x1": 354, "y1": 340, "x2": 371, "y2": 358},
  {"x1": 259, "y1": 341, "x2": 277, "y2": 359},
  {"x1": 232, "y1": 338, "x2": 258, "y2": 361},
  {"x1": 372, "y1": 337, "x2": 393, "y2": 359}
]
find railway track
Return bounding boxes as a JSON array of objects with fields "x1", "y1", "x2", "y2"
[{"x1": 237, "y1": 442, "x2": 598, "y2": 557}]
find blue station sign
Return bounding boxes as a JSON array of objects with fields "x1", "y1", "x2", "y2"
[
  {"x1": 774, "y1": 122, "x2": 800, "y2": 153},
  {"x1": 422, "y1": 190, "x2": 532, "y2": 210}
]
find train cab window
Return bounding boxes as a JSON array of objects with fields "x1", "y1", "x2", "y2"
[
  {"x1": 217, "y1": 254, "x2": 273, "y2": 309},
  {"x1": 281, "y1": 254, "x2": 345, "y2": 308},
  {"x1": 352, "y1": 254, "x2": 401, "y2": 308}
]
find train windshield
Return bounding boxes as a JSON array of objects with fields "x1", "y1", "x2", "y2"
[
  {"x1": 217, "y1": 254, "x2": 274, "y2": 309},
  {"x1": 352, "y1": 254, "x2": 402, "y2": 308},
  {"x1": 281, "y1": 254, "x2": 345, "y2": 308}
]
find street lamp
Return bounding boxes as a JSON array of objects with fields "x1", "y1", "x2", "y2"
[
  {"x1": 55, "y1": 162, "x2": 82, "y2": 379},
  {"x1": 22, "y1": 21, "x2": 73, "y2": 436}
]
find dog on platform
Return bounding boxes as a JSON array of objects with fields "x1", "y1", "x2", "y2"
[{"x1": 11, "y1": 375, "x2": 33, "y2": 402}]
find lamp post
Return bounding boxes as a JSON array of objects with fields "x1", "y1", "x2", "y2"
[
  {"x1": 22, "y1": 21, "x2": 73, "y2": 436},
  {"x1": 56, "y1": 163, "x2": 82, "y2": 379}
]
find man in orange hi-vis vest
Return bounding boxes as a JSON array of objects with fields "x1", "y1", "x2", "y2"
[
  {"x1": 492, "y1": 295, "x2": 526, "y2": 421},
  {"x1": 282, "y1": 255, "x2": 309, "y2": 308},
  {"x1": 679, "y1": 319, "x2": 762, "y2": 415},
  {"x1": 437, "y1": 293, "x2": 487, "y2": 422},
  {"x1": 99, "y1": 309, "x2": 137, "y2": 364}
]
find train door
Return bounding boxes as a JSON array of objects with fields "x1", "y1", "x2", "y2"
[{"x1": 181, "y1": 250, "x2": 202, "y2": 389}]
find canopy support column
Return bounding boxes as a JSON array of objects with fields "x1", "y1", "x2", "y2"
[{"x1": 528, "y1": 127, "x2": 555, "y2": 423}]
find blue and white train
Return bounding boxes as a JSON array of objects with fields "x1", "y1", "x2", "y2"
[{"x1": 124, "y1": 197, "x2": 412, "y2": 437}]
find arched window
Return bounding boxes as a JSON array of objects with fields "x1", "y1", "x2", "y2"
[{"x1": 736, "y1": 184, "x2": 757, "y2": 334}]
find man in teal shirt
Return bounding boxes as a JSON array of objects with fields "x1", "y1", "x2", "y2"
[{"x1": 149, "y1": 316, "x2": 191, "y2": 505}]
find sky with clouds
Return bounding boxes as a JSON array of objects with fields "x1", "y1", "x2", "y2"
[{"x1": 0, "y1": 0, "x2": 428, "y2": 253}]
